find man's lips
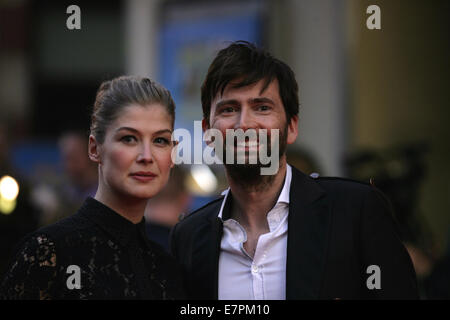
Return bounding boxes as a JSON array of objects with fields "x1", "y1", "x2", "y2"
[
  {"x1": 236, "y1": 140, "x2": 259, "y2": 148},
  {"x1": 130, "y1": 171, "x2": 157, "y2": 181},
  {"x1": 233, "y1": 140, "x2": 267, "y2": 152}
]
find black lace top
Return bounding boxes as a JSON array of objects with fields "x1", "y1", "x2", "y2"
[{"x1": 0, "y1": 197, "x2": 185, "y2": 300}]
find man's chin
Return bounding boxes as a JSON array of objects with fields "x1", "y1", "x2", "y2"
[
  {"x1": 224, "y1": 162, "x2": 265, "y2": 179},
  {"x1": 225, "y1": 162, "x2": 262, "y2": 170}
]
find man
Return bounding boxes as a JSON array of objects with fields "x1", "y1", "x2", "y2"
[{"x1": 170, "y1": 41, "x2": 418, "y2": 299}]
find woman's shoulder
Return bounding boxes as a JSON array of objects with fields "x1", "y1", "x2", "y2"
[
  {"x1": 29, "y1": 209, "x2": 94, "y2": 244},
  {"x1": 8, "y1": 204, "x2": 99, "y2": 265},
  {"x1": 0, "y1": 206, "x2": 101, "y2": 299},
  {"x1": 0, "y1": 229, "x2": 61, "y2": 299}
]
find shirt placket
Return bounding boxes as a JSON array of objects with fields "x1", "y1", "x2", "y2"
[{"x1": 251, "y1": 236, "x2": 268, "y2": 300}]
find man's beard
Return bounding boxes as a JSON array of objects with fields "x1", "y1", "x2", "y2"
[{"x1": 222, "y1": 125, "x2": 288, "y2": 192}]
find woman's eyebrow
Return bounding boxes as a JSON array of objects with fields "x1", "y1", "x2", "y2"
[
  {"x1": 116, "y1": 127, "x2": 173, "y2": 135},
  {"x1": 153, "y1": 129, "x2": 173, "y2": 135},
  {"x1": 116, "y1": 127, "x2": 139, "y2": 134}
]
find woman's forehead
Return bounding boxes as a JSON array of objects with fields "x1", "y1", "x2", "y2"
[{"x1": 110, "y1": 104, "x2": 173, "y2": 132}]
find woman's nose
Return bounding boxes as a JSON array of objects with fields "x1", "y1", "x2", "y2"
[{"x1": 137, "y1": 144, "x2": 153, "y2": 163}]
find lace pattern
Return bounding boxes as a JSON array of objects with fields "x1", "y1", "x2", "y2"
[{"x1": 0, "y1": 198, "x2": 185, "y2": 300}]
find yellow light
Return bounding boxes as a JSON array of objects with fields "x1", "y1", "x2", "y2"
[
  {"x1": 0, "y1": 197, "x2": 16, "y2": 215},
  {"x1": 190, "y1": 165, "x2": 218, "y2": 194},
  {"x1": 0, "y1": 175, "x2": 19, "y2": 201}
]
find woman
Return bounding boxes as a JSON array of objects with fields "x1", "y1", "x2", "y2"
[{"x1": 0, "y1": 76, "x2": 185, "y2": 299}]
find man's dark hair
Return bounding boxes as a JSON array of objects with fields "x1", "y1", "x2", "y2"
[{"x1": 201, "y1": 41, "x2": 299, "y2": 124}]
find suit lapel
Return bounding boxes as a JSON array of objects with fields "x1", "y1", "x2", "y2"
[
  {"x1": 210, "y1": 216, "x2": 223, "y2": 299},
  {"x1": 286, "y1": 168, "x2": 331, "y2": 299},
  {"x1": 190, "y1": 202, "x2": 223, "y2": 300}
]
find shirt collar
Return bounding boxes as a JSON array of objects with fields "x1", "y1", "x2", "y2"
[
  {"x1": 79, "y1": 197, "x2": 151, "y2": 249},
  {"x1": 218, "y1": 164, "x2": 292, "y2": 220}
]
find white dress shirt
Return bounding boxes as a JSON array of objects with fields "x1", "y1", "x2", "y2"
[{"x1": 218, "y1": 165, "x2": 292, "y2": 300}]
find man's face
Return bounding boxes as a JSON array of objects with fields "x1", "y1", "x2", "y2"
[{"x1": 203, "y1": 78, "x2": 298, "y2": 171}]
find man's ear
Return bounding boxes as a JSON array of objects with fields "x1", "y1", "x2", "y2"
[
  {"x1": 287, "y1": 115, "x2": 299, "y2": 145},
  {"x1": 88, "y1": 135, "x2": 101, "y2": 163},
  {"x1": 202, "y1": 118, "x2": 214, "y2": 147}
]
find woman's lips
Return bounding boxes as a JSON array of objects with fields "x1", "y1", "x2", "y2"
[{"x1": 130, "y1": 172, "x2": 157, "y2": 182}]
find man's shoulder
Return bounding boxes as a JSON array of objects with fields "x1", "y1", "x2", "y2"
[
  {"x1": 313, "y1": 175, "x2": 373, "y2": 190},
  {"x1": 299, "y1": 170, "x2": 388, "y2": 205},
  {"x1": 177, "y1": 196, "x2": 225, "y2": 225},
  {"x1": 291, "y1": 167, "x2": 377, "y2": 200}
]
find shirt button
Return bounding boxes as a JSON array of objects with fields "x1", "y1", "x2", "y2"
[{"x1": 252, "y1": 265, "x2": 259, "y2": 273}]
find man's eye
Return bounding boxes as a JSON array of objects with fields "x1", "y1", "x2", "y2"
[
  {"x1": 258, "y1": 105, "x2": 270, "y2": 111},
  {"x1": 121, "y1": 135, "x2": 137, "y2": 143},
  {"x1": 221, "y1": 106, "x2": 235, "y2": 114}
]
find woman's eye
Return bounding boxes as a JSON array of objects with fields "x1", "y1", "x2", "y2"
[
  {"x1": 154, "y1": 137, "x2": 170, "y2": 145},
  {"x1": 121, "y1": 135, "x2": 137, "y2": 143}
]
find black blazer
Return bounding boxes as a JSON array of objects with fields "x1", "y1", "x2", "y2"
[{"x1": 170, "y1": 166, "x2": 418, "y2": 299}]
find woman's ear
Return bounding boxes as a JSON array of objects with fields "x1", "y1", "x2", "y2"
[{"x1": 88, "y1": 135, "x2": 101, "y2": 164}]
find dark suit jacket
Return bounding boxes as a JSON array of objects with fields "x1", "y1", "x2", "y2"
[{"x1": 170, "y1": 166, "x2": 418, "y2": 299}]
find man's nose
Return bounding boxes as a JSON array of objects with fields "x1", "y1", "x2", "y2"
[
  {"x1": 137, "y1": 143, "x2": 154, "y2": 163},
  {"x1": 235, "y1": 108, "x2": 257, "y2": 131}
]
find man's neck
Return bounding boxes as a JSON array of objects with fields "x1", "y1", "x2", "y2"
[{"x1": 226, "y1": 160, "x2": 287, "y2": 230}]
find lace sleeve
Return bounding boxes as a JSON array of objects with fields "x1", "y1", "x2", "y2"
[{"x1": 0, "y1": 234, "x2": 58, "y2": 300}]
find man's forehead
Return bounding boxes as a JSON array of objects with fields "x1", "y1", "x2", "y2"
[{"x1": 213, "y1": 78, "x2": 280, "y2": 103}]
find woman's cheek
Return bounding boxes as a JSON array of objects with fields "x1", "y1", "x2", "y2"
[
  {"x1": 158, "y1": 149, "x2": 173, "y2": 175},
  {"x1": 110, "y1": 148, "x2": 134, "y2": 172}
]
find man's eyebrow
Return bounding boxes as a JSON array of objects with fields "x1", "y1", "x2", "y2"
[
  {"x1": 214, "y1": 99, "x2": 240, "y2": 110},
  {"x1": 250, "y1": 97, "x2": 275, "y2": 105}
]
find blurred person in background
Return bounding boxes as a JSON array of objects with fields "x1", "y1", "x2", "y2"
[
  {"x1": 34, "y1": 130, "x2": 98, "y2": 226},
  {"x1": 0, "y1": 122, "x2": 40, "y2": 278},
  {"x1": 345, "y1": 143, "x2": 439, "y2": 298},
  {"x1": 30, "y1": 130, "x2": 98, "y2": 227},
  {"x1": 424, "y1": 228, "x2": 450, "y2": 299},
  {"x1": 286, "y1": 147, "x2": 321, "y2": 177},
  {"x1": 0, "y1": 76, "x2": 185, "y2": 299},
  {"x1": 58, "y1": 130, "x2": 98, "y2": 209},
  {"x1": 145, "y1": 165, "x2": 192, "y2": 252}
]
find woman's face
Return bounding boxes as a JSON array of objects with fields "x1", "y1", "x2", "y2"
[{"x1": 91, "y1": 103, "x2": 174, "y2": 201}]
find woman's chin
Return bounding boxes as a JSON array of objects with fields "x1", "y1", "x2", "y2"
[{"x1": 118, "y1": 188, "x2": 157, "y2": 201}]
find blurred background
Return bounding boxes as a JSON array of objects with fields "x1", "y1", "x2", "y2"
[{"x1": 0, "y1": 0, "x2": 449, "y2": 298}]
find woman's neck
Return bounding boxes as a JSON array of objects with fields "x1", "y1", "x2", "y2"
[{"x1": 94, "y1": 187, "x2": 147, "y2": 224}]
